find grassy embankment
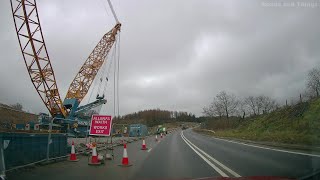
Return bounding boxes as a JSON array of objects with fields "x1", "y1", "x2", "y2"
[{"x1": 198, "y1": 98, "x2": 320, "y2": 145}]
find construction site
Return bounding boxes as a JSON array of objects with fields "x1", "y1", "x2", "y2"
[
  {"x1": 0, "y1": 0, "x2": 183, "y2": 178},
  {"x1": 0, "y1": 1, "x2": 198, "y2": 179}
]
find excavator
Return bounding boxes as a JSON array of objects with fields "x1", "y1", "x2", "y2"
[{"x1": 9, "y1": 0, "x2": 120, "y2": 136}]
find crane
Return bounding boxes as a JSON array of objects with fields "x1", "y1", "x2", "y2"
[
  {"x1": 64, "y1": 23, "x2": 121, "y2": 113},
  {"x1": 10, "y1": 0, "x2": 121, "y2": 134}
]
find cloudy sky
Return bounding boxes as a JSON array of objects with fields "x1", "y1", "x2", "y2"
[{"x1": 0, "y1": 0, "x2": 319, "y2": 116}]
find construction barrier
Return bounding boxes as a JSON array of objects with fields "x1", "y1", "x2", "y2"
[{"x1": 0, "y1": 132, "x2": 67, "y2": 170}]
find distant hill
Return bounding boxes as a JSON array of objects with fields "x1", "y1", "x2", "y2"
[
  {"x1": 115, "y1": 109, "x2": 197, "y2": 127},
  {"x1": 203, "y1": 98, "x2": 320, "y2": 145},
  {"x1": 0, "y1": 103, "x2": 38, "y2": 125}
]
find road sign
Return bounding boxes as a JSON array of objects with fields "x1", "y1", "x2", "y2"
[{"x1": 89, "y1": 115, "x2": 112, "y2": 136}]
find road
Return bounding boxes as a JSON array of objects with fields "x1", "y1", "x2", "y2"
[{"x1": 7, "y1": 129, "x2": 320, "y2": 180}]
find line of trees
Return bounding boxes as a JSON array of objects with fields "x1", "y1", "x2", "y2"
[
  {"x1": 203, "y1": 91, "x2": 279, "y2": 119},
  {"x1": 116, "y1": 109, "x2": 197, "y2": 126},
  {"x1": 10, "y1": 103, "x2": 23, "y2": 111},
  {"x1": 203, "y1": 66, "x2": 320, "y2": 119}
]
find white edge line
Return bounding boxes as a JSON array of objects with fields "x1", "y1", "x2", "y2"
[
  {"x1": 180, "y1": 131, "x2": 229, "y2": 177},
  {"x1": 147, "y1": 148, "x2": 152, "y2": 153},
  {"x1": 182, "y1": 132, "x2": 241, "y2": 177},
  {"x1": 212, "y1": 137, "x2": 320, "y2": 158}
]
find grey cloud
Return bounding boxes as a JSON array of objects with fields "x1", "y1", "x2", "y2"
[{"x1": 1, "y1": 0, "x2": 319, "y2": 116}]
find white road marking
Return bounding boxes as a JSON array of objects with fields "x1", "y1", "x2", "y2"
[
  {"x1": 180, "y1": 132, "x2": 228, "y2": 177},
  {"x1": 147, "y1": 148, "x2": 152, "y2": 153},
  {"x1": 182, "y1": 132, "x2": 241, "y2": 177},
  {"x1": 211, "y1": 137, "x2": 320, "y2": 158}
]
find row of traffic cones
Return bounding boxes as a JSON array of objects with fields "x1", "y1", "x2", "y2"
[
  {"x1": 155, "y1": 132, "x2": 165, "y2": 142},
  {"x1": 142, "y1": 132, "x2": 167, "y2": 149},
  {"x1": 69, "y1": 133, "x2": 167, "y2": 166},
  {"x1": 68, "y1": 141, "x2": 134, "y2": 166},
  {"x1": 121, "y1": 133, "x2": 167, "y2": 165}
]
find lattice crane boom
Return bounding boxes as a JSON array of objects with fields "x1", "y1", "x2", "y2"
[
  {"x1": 10, "y1": 0, "x2": 120, "y2": 118},
  {"x1": 65, "y1": 23, "x2": 121, "y2": 103},
  {"x1": 10, "y1": 0, "x2": 67, "y2": 117}
]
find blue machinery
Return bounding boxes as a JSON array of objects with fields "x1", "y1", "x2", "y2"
[{"x1": 10, "y1": 0, "x2": 121, "y2": 136}]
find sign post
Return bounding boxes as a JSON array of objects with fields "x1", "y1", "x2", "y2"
[
  {"x1": 46, "y1": 117, "x2": 54, "y2": 161},
  {"x1": 89, "y1": 115, "x2": 113, "y2": 136}
]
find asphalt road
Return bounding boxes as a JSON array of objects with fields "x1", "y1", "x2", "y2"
[
  {"x1": 6, "y1": 129, "x2": 320, "y2": 180},
  {"x1": 182, "y1": 129, "x2": 320, "y2": 179}
]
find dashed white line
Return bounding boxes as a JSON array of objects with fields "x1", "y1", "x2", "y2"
[{"x1": 147, "y1": 148, "x2": 152, "y2": 153}]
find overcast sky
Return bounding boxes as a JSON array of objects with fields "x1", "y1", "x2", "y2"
[{"x1": 0, "y1": 0, "x2": 319, "y2": 117}]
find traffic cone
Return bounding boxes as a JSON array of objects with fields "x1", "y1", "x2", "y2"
[
  {"x1": 68, "y1": 141, "x2": 79, "y2": 162},
  {"x1": 106, "y1": 153, "x2": 112, "y2": 160},
  {"x1": 119, "y1": 144, "x2": 132, "y2": 167},
  {"x1": 88, "y1": 143, "x2": 101, "y2": 165},
  {"x1": 141, "y1": 138, "x2": 148, "y2": 150},
  {"x1": 161, "y1": 133, "x2": 163, "y2": 138}
]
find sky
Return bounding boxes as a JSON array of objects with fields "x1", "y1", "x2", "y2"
[{"x1": 0, "y1": 0, "x2": 319, "y2": 117}]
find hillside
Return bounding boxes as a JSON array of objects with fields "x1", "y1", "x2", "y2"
[
  {"x1": 201, "y1": 98, "x2": 320, "y2": 145},
  {"x1": 0, "y1": 103, "x2": 38, "y2": 125}
]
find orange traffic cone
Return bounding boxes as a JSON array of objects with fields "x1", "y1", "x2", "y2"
[
  {"x1": 141, "y1": 138, "x2": 148, "y2": 150},
  {"x1": 88, "y1": 143, "x2": 101, "y2": 165},
  {"x1": 119, "y1": 144, "x2": 132, "y2": 167},
  {"x1": 69, "y1": 141, "x2": 79, "y2": 162}
]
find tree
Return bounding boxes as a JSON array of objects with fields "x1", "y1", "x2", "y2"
[
  {"x1": 245, "y1": 96, "x2": 257, "y2": 116},
  {"x1": 258, "y1": 95, "x2": 278, "y2": 114},
  {"x1": 203, "y1": 105, "x2": 214, "y2": 117},
  {"x1": 256, "y1": 96, "x2": 265, "y2": 115},
  {"x1": 245, "y1": 95, "x2": 277, "y2": 115},
  {"x1": 307, "y1": 67, "x2": 320, "y2": 98},
  {"x1": 11, "y1": 103, "x2": 23, "y2": 111},
  {"x1": 215, "y1": 91, "x2": 238, "y2": 119},
  {"x1": 203, "y1": 101, "x2": 224, "y2": 119},
  {"x1": 303, "y1": 89, "x2": 315, "y2": 101},
  {"x1": 203, "y1": 91, "x2": 239, "y2": 119},
  {"x1": 213, "y1": 101, "x2": 225, "y2": 119},
  {"x1": 237, "y1": 98, "x2": 248, "y2": 119}
]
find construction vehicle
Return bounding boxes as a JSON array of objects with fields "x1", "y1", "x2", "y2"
[
  {"x1": 9, "y1": 0, "x2": 121, "y2": 136},
  {"x1": 156, "y1": 125, "x2": 168, "y2": 135}
]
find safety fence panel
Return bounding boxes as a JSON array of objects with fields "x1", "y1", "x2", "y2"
[{"x1": 0, "y1": 132, "x2": 67, "y2": 170}]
